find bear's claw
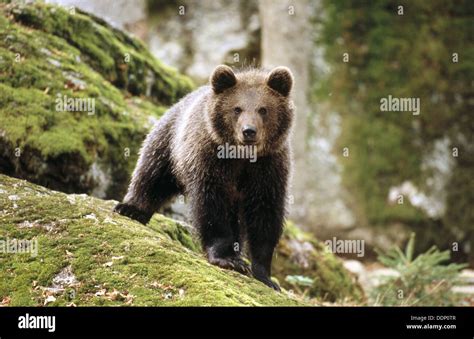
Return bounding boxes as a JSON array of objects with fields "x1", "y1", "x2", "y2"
[
  {"x1": 208, "y1": 256, "x2": 252, "y2": 276},
  {"x1": 255, "y1": 276, "x2": 281, "y2": 291},
  {"x1": 114, "y1": 203, "x2": 152, "y2": 225}
]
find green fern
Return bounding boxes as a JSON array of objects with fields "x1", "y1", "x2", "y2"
[{"x1": 372, "y1": 233, "x2": 467, "y2": 306}]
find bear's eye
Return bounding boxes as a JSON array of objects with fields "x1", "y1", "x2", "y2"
[
  {"x1": 258, "y1": 107, "x2": 267, "y2": 115},
  {"x1": 234, "y1": 107, "x2": 242, "y2": 115}
]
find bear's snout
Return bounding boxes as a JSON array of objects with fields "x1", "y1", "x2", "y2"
[{"x1": 242, "y1": 125, "x2": 257, "y2": 143}]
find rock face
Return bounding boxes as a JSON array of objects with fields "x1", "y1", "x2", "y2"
[
  {"x1": 147, "y1": 0, "x2": 261, "y2": 83},
  {"x1": 0, "y1": 2, "x2": 193, "y2": 200},
  {"x1": 0, "y1": 174, "x2": 363, "y2": 306},
  {"x1": 46, "y1": 0, "x2": 148, "y2": 32},
  {"x1": 259, "y1": 0, "x2": 358, "y2": 238}
]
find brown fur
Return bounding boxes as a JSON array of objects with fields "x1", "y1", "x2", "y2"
[{"x1": 115, "y1": 65, "x2": 294, "y2": 290}]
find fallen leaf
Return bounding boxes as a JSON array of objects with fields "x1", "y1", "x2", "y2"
[
  {"x1": 95, "y1": 289, "x2": 106, "y2": 297},
  {"x1": 1, "y1": 296, "x2": 11, "y2": 306},
  {"x1": 44, "y1": 295, "x2": 56, "y2": 305}
]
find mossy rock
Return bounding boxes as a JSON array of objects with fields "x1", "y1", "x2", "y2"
[
  {"x1": 0, "y1": 174, "x2": 363, "y2": 305},
  {"x1": 0, "y1": 174, "x2": 305, "y2": 306},
  {"x1": 273, "y1": 222, "x2": 365, "y2": 302},
  {"x1": 0, "y1": 2, "x2": 193, "y2": 200}
]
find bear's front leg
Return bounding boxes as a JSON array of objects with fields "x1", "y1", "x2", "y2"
[
  {"x1": 244, "y1": 203, "x2": 284, "y2": 291},
  {"x1": 189, "y1": 181, "x2": 251, "y2": 276},
  {"x1": 242, "y1": 158, "x2": 288, "y2": 291}
]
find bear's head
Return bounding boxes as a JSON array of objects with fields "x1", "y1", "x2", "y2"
[{"x1": 207, "y1": 65, "x2": 294, "y2": 156}]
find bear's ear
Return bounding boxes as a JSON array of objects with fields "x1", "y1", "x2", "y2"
[
  {"x1": 267, "y1": 66, "x2": 293, "y2": 97},
  {"x1": 211, "y1": 65, "x2": 237, "y2": 94}
]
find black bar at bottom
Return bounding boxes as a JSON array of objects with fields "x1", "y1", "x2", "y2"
[{"x1": 0, "y1": 306, "x2": 472, "y2": 338}]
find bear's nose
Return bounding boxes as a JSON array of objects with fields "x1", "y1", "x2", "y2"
[{"x1": 242, "y1": 125, "x2": 257, "y2": 140}]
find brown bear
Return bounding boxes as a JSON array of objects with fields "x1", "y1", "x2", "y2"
[{"x1": 114, "y1": 65, "x2": 294, "y2": 290}]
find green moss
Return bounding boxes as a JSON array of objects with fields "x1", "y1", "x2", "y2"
[
  {"x1": 272, "y1": 222, "x2": 365, "y2": 302},
  {"x1": 0, "y1": 174, "x2": 304, "y2": 306},
  {"x1": 0, "y1": 2, "x2": 193, "y2": 200},
  {"x1": 149, "y1": 215, "x2": 200, "y2": 252},
  {"x1": 7, "y1": 2, "x2": 193, "y2": 105},
  {"x1": 0, "y1": 174, "x2": 364, "y2": 305}
]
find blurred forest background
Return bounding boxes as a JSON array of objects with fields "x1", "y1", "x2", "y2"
[{"x1": 0, "y1": 0, "x2": 472, "y2": 301}]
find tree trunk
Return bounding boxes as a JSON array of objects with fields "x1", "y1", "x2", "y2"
[{"x1": 259, "y1": 0, "x2": 312, "y2": 221}]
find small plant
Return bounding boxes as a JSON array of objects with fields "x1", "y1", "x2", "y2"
[
  {"x1": 285, "y1": 275, "x2": 314, "y2": 298},
  {"x1": 371, "y1": 233, "x2": 467, "y2": 306}
]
